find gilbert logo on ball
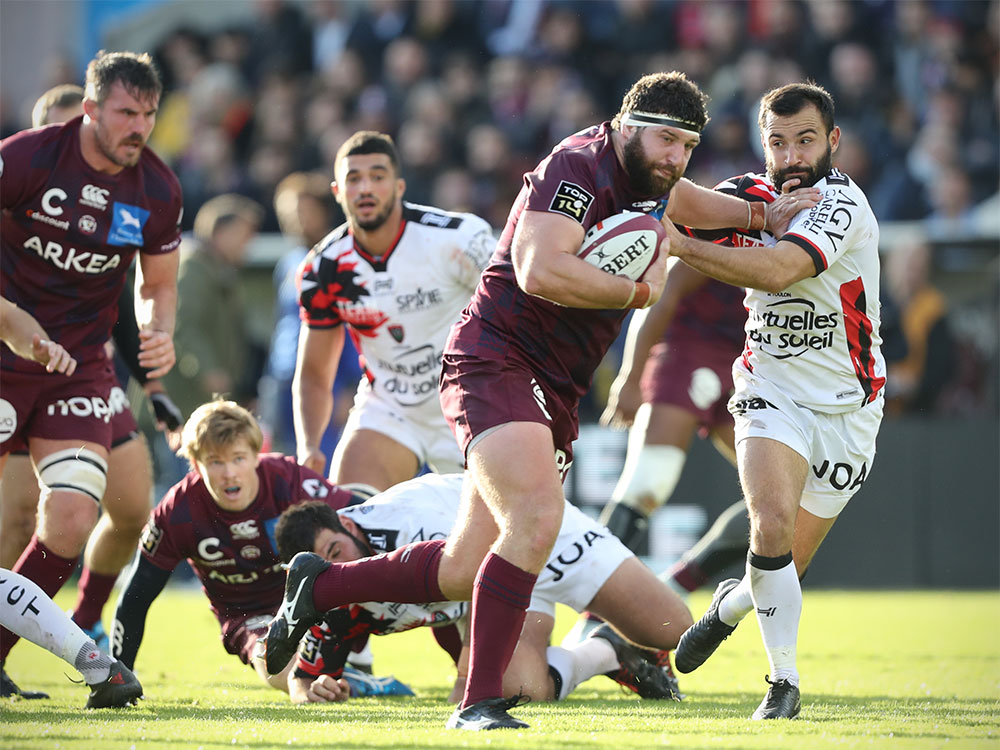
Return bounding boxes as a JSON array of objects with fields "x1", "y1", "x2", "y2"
[{"x1": 578, "y1": 211, "x2": 666, "y2": 281}]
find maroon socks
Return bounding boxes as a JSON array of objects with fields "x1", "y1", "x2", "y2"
[
  {"x1": 461, "y1": 553, "x2": 537, "y2": 707},
  {"x1": 312, "y1": 539, "x2": 446, "y2": 612}
]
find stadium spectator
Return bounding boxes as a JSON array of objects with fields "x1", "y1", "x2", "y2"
[
  {"x1": 111, "y1": 401, "x2": 358, "y2": 692},
  {"x1": 258, "y1": 171, "x2": 352, "y2": 457},
  {"x1": 668, "y1": 83, "x2": 884, "y2": 720},
  {"x1": 0, "y1": 50, "x2": 182, "y2": 681},
  {"x1": 882, "y1": 236, "x2": 956, "y2": 415},
  {"x1": 265, "y1": 70, "x2": 810, "y2": 731},
  {"x1": 293, "y1": 130, "x2": 493, "y2": 490},
  {"x1": 161, "y1": 193, "x2": 264, "y2": 420},
  {"x1": 271, "y1": 475, "x2": 690, "y2": 705}
]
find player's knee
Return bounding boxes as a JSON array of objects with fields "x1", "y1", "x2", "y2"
[
  {"x1": 748, "y1": 504, "x2": 796, "y2": 552},
  {"x1": 36, "y1": 448, "x2": 107, "y2": 543},
  {"x1": 517, "y1": 515, "x2": 561, "y2": 566},
  {"x1": 37, "y1": 447, "x2": 108, "y2": 504},
  {"x1": 611, "y1": 445, "x2": 686, "y2": 511}
]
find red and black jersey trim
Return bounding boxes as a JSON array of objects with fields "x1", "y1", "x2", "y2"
[
  {"x1": 353, "y1": 220, "x2": 406, "y2": 271},
  {"x1": 839, "y1": 276, "x2": 884, "y2": 405},
  {"x1": 784, "y1": 233, "x2": 828, "y2": 277}
]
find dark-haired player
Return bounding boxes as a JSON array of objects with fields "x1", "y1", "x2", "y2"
[
  {"x1": 265, "y1": 71, "x2": 812, "y2": 730},
  {"x1": 598, "y1": 171, "x2": 802, "y2": 594},
  {"x1": 0, "y1": 50, "x2": 183, "y2": 681},
  {"x1": 668, "y1": 82, "x2": 885, "y2": 720},
  {"x1": 271, "y1": 474, "x2": 690, "y2": 705},
  {"x1": 294, "y1": 130, "x2": 494, "y2": 489},
  {"x1": 111, "y1": 401, "x2": 358, "y2": 692}
]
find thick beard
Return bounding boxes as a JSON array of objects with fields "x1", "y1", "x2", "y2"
[
  {"x1": 353, "y1": 188, "x2": 397, "y2": 232},
  {"x1": 623, "y1": 132, "x2": 680, "y2": 197},
  {"x1": 769, "y1": 144, "x2": 833, "y2": 191}
]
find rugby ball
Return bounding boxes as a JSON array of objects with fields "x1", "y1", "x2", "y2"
[{"x1": 578, "y1": 211, "x2": 665, "y2": 281}]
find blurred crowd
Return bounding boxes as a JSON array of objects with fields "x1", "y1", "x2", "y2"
[{"x1": 6, "y1": 0, "x2": 998, "y2": 429}]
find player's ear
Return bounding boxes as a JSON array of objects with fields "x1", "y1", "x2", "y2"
[
  {"x1": 82, "y1": 97, "x2": 100, "y2": 121},
  {"x1": 340, "y1": 515, "x2": 360, "y2": 536},
  {"x1": 396, "y1": 177, "x2": 406, "y2": 199},
  {"x1": 330, "y1": 181, "x2": 340, "y2": 200},
  {"x1": 828, "y1": 125, "x2": 841, "y2": 154}
]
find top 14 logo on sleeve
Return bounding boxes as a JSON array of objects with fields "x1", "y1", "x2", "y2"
[
  {"x1": 107, "y1": 202, "x2": 150, "y2": 247},
  {"x1": 549, "y1": 180, "x2": 594, "y2": 223}
]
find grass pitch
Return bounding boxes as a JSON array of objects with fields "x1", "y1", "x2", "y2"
[{"x1": 2, "y1": 588, "x2": 997, "y2": 749}]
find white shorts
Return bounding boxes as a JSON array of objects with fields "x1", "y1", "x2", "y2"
[
  {"x1": 529, "y1": 503, "x2": 633, "y2": 617},
  {"x1": 345, "y1": 380, "x2": 465, "y2": 474},
  {"x1": 729, "y1": 364, "x2": 883, "y2": 519}
]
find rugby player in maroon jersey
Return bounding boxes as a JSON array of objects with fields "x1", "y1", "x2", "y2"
[{"x1": 0, "y1": 51, "x2": 182, "y2": 691}]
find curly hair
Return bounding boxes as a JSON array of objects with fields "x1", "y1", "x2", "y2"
[
  {"x1": 275, "y1": 500, "x2": 350, "y2": 563},
  {"x1": 612, "y1": 71, "x2": 710, "y2": 132}
]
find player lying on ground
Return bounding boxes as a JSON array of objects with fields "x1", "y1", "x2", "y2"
[
  {"x1": 266, "y1": 473, "x2": 693, "y2": 704},
  {"x1": 110, "y1": 400, "x2": 363, "y2": 692}
]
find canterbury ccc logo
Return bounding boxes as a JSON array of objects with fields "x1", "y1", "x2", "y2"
[{"x1": 80, "y1": 184, "x2": 109, "y2": 209}]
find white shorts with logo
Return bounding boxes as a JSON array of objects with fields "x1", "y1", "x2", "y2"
[
  {"x1": 529, "y1": 502, "x2": 634, "y2": 617},
  {"x1": 728, "y1": 364, "x2": 883, "y2": 519},
  {"x1": 345, "y1": 379, "x2": 464, "y2": 474}
]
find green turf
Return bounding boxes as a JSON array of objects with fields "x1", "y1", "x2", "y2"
[{"x1": 2, "y1": 588, "x2": 997, "y2": 749}]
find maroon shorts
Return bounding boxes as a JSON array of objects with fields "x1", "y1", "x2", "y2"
[
  {"x1": 221, "y1": 610, "x2": 276, "y2": 665},
  {"x1": 640, "y1": 338, "x2": 740, "y2": 432},
  {"x1": 107, "y1": 385, "x2": 141, "y2": 448},
  {"x1": 440, "y1": 354, "x2": 579, "y2": 474},
  {"x1": 0, "y1": 358, "x2": 117, "y2": 456}
]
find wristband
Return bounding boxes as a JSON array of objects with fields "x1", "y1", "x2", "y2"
[
  {"x1": 621, "y1": 282, "x2": 637, "y2": 309},
  {"x1": 745, "y1": 200, "x2": 753, "y2": 230},
  {"x1": 624, "y1": 281, "x2": 651, "y2": 310},
  {"x1": 749, "y1": 201, "x2": 766, "y2": 231}
]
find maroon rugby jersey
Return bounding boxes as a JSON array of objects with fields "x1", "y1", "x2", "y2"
[
  {"x1": 445, "y1": 122, "x2": 670, "y2": 400},
  {"x1": 0, "y1": 116, "x2": 182, "y2": 370},
  {"x1": 138, "y1": 454, "x2": 353, "y2": 624},
  {"x1": 669, "y1": 173, "x2": 779, "y2": 349}
]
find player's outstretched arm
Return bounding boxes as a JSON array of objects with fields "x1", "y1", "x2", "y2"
[
  {"x1": 663, "y1": 219, "x2": 817, "y2": 293},
  {"x1": 0, "y1": 297, "x2": 77, "y2": 374},
  {"x1": 292, "y1": 324, "x2": 344, "y2": 474},
  {"x1": 668, "y1": 178, "x2": 820, "y2": 234},
  {"x1": 110, "y1": 555, "x2": 172, "y2": 670},
  {"x1": 135, "y1": 250, "x2": 179, "y2": 379}
]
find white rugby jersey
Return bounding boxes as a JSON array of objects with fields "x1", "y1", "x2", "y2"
[
  {"x1": 298, "y1": 202, "x2": 494, "y2": 418},
  {"x1": 337, "y1": 474, "x2": 468, "y2": 631},
  {"x1": 339, "y1": 472, "x2": 625, "y2": 629},
  {"x1": 740, "y1": 170, "x2": 885, "y2": 412}
]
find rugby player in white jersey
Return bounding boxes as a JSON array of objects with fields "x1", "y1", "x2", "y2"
[
  {"x1": 270, "y1": 473, "x2": 692, "y2": 705},
  {"x1": 294, "y1": 131, "x2": 494, "y2": 489},
  {"x1": 667, "y1": 82, "x2": 885, "y2": 720}
]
